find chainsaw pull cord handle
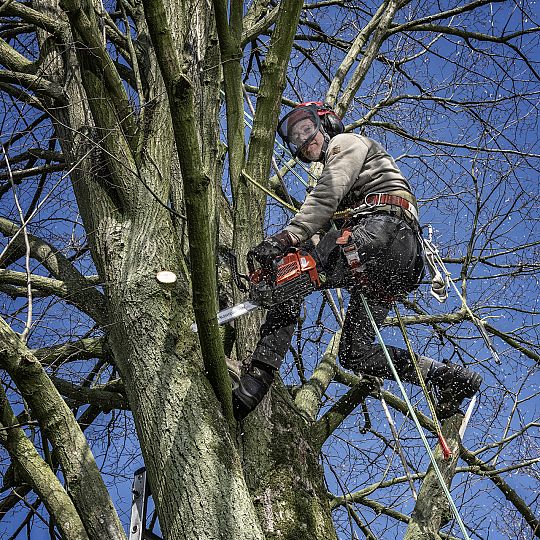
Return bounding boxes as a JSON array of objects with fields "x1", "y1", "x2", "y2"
[{"x1": 228, "y1": 251, "x2": 249, "y2": 292}]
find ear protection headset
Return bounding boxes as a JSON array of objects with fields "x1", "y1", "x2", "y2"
[{"x1": 277, "y1": 102, "x2": 344, "y2": 162}]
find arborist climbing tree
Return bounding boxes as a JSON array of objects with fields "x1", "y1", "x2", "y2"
[
  {"x1": 0, "y1": 0, "x2": 538, "y2": 538},
  {"x1": 229, "y1": 102, "x2": 482, "y2": 421}
]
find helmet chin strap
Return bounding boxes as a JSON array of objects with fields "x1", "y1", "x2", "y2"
[{"x1": 319, "y1": 128, "x2": 331, "y2": 162}]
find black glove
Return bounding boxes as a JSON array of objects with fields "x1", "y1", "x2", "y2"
[{"x1": 251, "y1": 231, "x2": 294, "y2": 269}]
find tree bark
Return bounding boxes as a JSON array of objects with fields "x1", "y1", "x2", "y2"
[
  {"x1": 240, "y1": 383, "x2": 338, "y2": 540},
  {"x1": 0, "y1": 317, "x2": 126, "y2": 540},
  {"x1": 404, "y1": 414, "x2": 464, "y2": 540}
]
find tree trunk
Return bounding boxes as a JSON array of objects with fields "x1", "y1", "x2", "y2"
[
  {"x1": 99, "y1": 207, "x2": 263, "y2": 539},
  {"x1": 240, "y1": 382, "x2": 338, "y2": 540}
]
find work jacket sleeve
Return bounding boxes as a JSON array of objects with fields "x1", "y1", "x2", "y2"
[{"x1": 285, "y1": 133, "x2": 369, "y2": 242}]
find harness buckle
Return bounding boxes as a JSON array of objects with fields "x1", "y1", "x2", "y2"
[
  {"x1": 343, "y1": 244, "x2": 362, "y2": 270},
  {"x1": 365, "y1": 193, "x2": 385, "y2": 208}
]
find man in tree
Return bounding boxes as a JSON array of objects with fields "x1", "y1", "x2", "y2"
[{"x1": 231, "y1": 102, "x2": 482, "y2": 420}]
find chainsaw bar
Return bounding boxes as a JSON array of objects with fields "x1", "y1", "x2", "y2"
[
  {"x1": 190, "y1": 300, "x2": 260, "y2": 332},
  {"x1": 191, "y1": 250, "x2": 321, "y2": 333}
]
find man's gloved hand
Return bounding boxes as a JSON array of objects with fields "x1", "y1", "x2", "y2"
[{"x1": 251, "y1": 231, "x2": 295, "y2": 269}]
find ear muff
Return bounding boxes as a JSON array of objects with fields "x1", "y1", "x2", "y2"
[{"x1": 321, "y1": 112, "x2": 344, "y2": 138}]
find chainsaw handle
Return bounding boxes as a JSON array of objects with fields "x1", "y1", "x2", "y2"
[{"x1": 247, "y1": 249, "x2": 282, "y2": 275}]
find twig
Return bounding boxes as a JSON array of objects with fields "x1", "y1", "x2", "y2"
[{"x1": 1, "y1": 145, "x2": 32, "y2": 341}]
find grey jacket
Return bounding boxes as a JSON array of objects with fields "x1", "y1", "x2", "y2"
[{"x1": 285, "y1": 133, "x2": 415, "y2": 242}]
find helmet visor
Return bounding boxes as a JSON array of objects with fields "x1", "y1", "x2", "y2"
[{"x1": 277, "y1": 104, "x2": 321, "y2": 157}]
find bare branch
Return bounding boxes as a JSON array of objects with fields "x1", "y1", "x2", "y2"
[{"x1": 0, "y1": 315, "x2": 127, "y2": 539}]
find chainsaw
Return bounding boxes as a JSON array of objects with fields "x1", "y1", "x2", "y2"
[{"x1": 190, "y1": 250, "x2": 321, "y2": 332}]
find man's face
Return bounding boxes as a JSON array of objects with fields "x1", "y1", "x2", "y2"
[{"x1": 289, "y1": 118, "x2": 324, "y2": 161}]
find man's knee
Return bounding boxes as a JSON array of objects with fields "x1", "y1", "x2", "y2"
[{"x1": 339, "y1": 343, "x2": 381, "y2": 373}]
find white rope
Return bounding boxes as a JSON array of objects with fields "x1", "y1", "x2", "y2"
[
  {"x1": 423, "y1": 225, "x2": 449, "y2": 303},
  {"x1": 422, "y1": 229, "x2": 502, "y2": 365},
  {"x1": 360, "y1": 293, "x2": 472, "y2": 540}
]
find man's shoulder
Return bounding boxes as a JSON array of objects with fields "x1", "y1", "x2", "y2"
[{"x1": 326, "y1": 133, "x2": 371, "y2": 158}]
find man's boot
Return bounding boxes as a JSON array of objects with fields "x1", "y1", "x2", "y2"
[
  {"x1": 228, "y1": 361, "x2": 275, "y2": 420},
  {"x1": 419, "y1": 357, "x2": 482, "y2": 420}
]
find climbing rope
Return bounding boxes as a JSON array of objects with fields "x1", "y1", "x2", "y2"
[
  {"x1": 394, "y1": 303, "x2": 452, "y2": 459},
  {"x1": 360, "y1": 293, "x2": 472, "y2": 540}
]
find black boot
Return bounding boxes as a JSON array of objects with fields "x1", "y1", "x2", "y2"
[
  {"x1": 232, "y1": 362, "x2": 275, "y2": 420},
  {"x1": 423, "y1": 358, "x2": 482, "y2": 420}
]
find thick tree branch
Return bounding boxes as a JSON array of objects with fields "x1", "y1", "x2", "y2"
[
  {"x1": 294, "y1": 331, "x2": 341, "y2": 419},
  {"x1": 0, "y1": 37, "x2": 36, "y2": 73},
  {"x1": 213, "y1": 0, "x2": 245, "y2": 203},
  {"x1": 241, "y1": 4, "x2": 279, "y2": 47},
  {"x1": 245, "y1": 0, "x2": 305, "y2": 179},
  {"x1": 0, "y1": 69, "x2": 65, "y2": 100},
  {"x1": 0, "y1": 218, "x2": 106, "y2": 325},
  {"x1": 336, "y1": 0, "x2": 406, "y2": 116},
  {"x1": 142, "y1": 0, "x2": 233, "y2": 426},
  {"x1": 32, "y1": 337, "x2": 105, "y2": 365},
  {"x1": 0, "y1": 384, "x2": 89, "y2": 540},
  {"x1": 0, "y1": 1, "x2": 66, "y2": 36},
  {"x1": 59, "y1": 0, "x2": 137, "y2": 142},
  {"x1": 51, "y1": 376, "x2": 128, "y2": 410},
  {"x1": 404, "y1": 415, "x2": 462, "y2": 539},
  {"x1": 58, "y1": 0, "x2": 140, "y2": 210},
  {"x1": 0, "y1": 315, "x2": 127, "y2": 540}
]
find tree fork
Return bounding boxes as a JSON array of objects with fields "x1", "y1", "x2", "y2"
[{"x1": 142, "y1": 0, "x2": 233, "y2": 427}]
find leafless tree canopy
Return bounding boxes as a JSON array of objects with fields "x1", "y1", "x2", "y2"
[{"x1": 0, "y1": 0, "x2": 538, "y2": 539}]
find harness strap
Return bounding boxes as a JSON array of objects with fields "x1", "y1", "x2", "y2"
[
  {"x1": 336, "y1": 228, "x2": 363, "y2": 271},
  {"x1": 333, "y1": 192, "x2": 419, "y2": 224},
  {"x1": 336, "y1": 227, "x2": 396, "y2": 302}
]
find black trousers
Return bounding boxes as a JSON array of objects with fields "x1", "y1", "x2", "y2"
[{"x1": 252, "y1": 213, "x2": 425, "y2": 381}]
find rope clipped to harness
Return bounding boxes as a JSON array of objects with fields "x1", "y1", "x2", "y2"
[{"x1": 360, "y1": 293, "x2": 472, "y2": 540}]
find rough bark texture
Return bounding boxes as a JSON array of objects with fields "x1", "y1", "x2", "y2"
[
  {"x1": 240, "y1": 383, "x2": 338, "y2": 540},
  {"x1": 404, "y1": 415, "x2": 463, "y2": 540}
]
